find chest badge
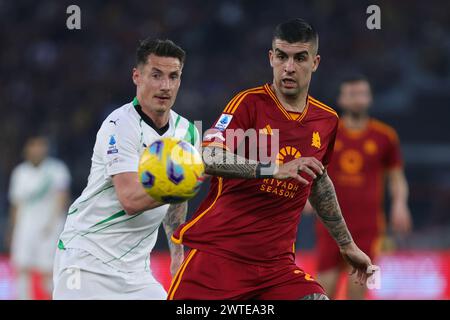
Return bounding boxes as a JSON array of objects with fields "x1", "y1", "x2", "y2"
[
  {"x1": 364, "y1": 139, "x2": 378, "y2": 155},
  {"x1": 311, "y1": 131, "x2": 321, "y2": 149}
]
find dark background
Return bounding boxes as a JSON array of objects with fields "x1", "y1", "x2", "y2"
[{"x1": 1, "y1": 0, "x2": 449, "y2": 252}]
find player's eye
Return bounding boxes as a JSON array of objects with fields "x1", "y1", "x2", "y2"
[
  {"x1": 277, "y1": 54, "x2": 286, "y2": 60},
  {"x1": 170, "y1": 74, "x2": 179, "y2": 80},
  {"x1": 295, "y1": 55, "x2": 306, "y2": 62},
  {"x1": 152, "y1": 73, "x2": 161, "y2": 79}
]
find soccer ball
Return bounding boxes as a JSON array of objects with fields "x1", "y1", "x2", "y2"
[{"x1": 138, "y1": 137, "x2": 205, "y2": 204}]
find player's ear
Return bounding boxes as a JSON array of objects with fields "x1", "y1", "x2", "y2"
[
  {"x1": 269, "y1": 50, "x2": 274, "y2": 68},
  {"x1": 132, "y1": 67, "x2": 140, "y2": 86},
  {"x1": 312, "y1": 54, "x2": 321, "y2": 72}
]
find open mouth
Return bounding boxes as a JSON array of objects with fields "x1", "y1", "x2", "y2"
[{"x1": 282, "y1": 78, "x2": 297, "y2": 87}]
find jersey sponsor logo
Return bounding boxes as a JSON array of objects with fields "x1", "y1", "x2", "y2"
[
  {"x1": 259, "y1": 178, "x2": 300, "y2": 199},
  {"x1": 214, "y1": 114, "x2": 233, "y2": 131},
  {"x1": 311, "y1": 131, "x2": 321, "y2": 149},
  {"x1": 109, "y1": 118, "x2": 119, "y2": 126},
  {"x1": 107, "y1": 134, "x2": 119, "y2": 154}
]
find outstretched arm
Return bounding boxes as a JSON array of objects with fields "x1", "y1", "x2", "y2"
[
  {"x1": 163, "y1": 202, "x2": 187, "y2": 277},
  {"x1": 308, "y1": 171, "x2": 353, "y2": 247},
  {"x1": 309, "y1": 171, "x2": 373, "y2": 283},
  {"x1": 202, "y1": 146, "x2": 259, "y2": 178},
  {"x1": 202, "y1": 146, "x2": 322, "y2": 184}
]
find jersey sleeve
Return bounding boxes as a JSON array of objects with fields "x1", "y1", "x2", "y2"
[
  {"x1": 384, "y1": 129, "x2": 403, "y2": 170},
  {"x1": 202, "y1": 93, "x2": 255, "y2": 153},
  {"x1": 99, "y1": 117, "x2": 141, "y2": 177},
  {"x1": 322, "y1": 119, "x2": 338, "y2": 167}
]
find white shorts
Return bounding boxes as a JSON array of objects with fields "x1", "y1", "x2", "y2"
[
  {"x1": 11, "y1": 225, "x2": 61, "y2": 273},
  {"x1": 52, "y1": 248, "x2": 167, "y2": 300}
]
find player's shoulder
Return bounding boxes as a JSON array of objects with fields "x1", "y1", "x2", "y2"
[
  {"x1": 45, "y1": 157, "x2": 69, "y2": 170},
  {"x1": 104, "y1": 101, "x2": 138, "y2": 126},
  {"x1": 369, "y1": 118, "x2": 399, "y2": 142},
  {"x1": 307, "y1": 95, "x2": 339, "y2": 121},
  {"x1": 223, "y1": 85, "x2": 268, "y2": 114},
  {"x1": 98, "y1": 101, "x2": 141, "y2": 138},
  {"x1": 11, "y1": 162, "x2": 29, "y2": 175}
]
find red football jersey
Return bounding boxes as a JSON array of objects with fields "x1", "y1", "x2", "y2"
[
  {"x1": 322, "y1": 119, "x2": 403, "y2": 235},
  {"x1": 173, "y1": 84, "x2": 339, "y2": 265}
]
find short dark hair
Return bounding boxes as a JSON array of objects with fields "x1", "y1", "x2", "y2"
[
  {"x1": 337, "y1": 74, "x2": 371, "y2": 98},
  {"x1": 340, "y1": 74, "x2": 370, "y2": 86},
  {"x1": 136, "y1": 38, "x2": 186, "y2": 66},
  {"x1": 273, "y1": 18, "x2": 319, "y2": 51}
]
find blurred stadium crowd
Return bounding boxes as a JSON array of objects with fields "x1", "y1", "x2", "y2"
[{"x1": 1, "y1": 0, "x2": 450, "y2": 253}]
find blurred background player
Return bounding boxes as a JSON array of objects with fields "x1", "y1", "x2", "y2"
[
  {"x1": 53, "y1": 39, "x2": 200, "y2": 299},
  {"x1": 315, "y1": 75, "x2": 412, "y2": 299},
  {"x1": 7, "y1": 135, "x2": 70, "y2": 299}
]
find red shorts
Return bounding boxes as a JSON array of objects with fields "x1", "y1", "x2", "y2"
[
  {"x1": 168, "y1": 249, "x2": 324, "y2": 300},
  {"x1": 316, "y1": 225, "x2": 382, "y2": 272}
]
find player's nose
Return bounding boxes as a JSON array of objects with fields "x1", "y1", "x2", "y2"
[
  {"x1": 284, "y1": 58, "x2": 295, "y2": 73},
  {"x1": 160, "y1": 78, "x2": 170, "y2": 90}
]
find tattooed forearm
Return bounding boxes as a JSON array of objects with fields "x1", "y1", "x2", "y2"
[
  {"x1": 202, "y1": 146, "x2": 259, "y2": 179},
  {"x1": 163, "y1": 202, "x2": 187, "y2": 255},
  {"x1": 309, "y1": 171, "x2": 353, "y2": 247}
]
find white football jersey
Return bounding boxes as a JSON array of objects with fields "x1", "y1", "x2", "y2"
[
  {"x1": 9, "y1": 158, "x2": 71, "y2": 234},
  {"x1": 9, "y1": 157, "x2": 70, "y2": 270},
  {"x1": 57, "y1": 98, "x2": 200, "y2": 272}
]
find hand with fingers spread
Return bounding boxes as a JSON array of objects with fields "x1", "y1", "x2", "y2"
[
  {"x1": 273, "y1": 157, "x2": 324, "y2": 184},
  {"x1": 339, "y1": 242, "x2": 374, "y2": 286}
]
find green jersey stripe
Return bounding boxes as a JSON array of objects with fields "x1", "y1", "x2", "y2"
[
  {"x1": 64, "y1": 212, "x2": 145, "y2": 247},
  {"x1": 105, "y1": 227, "x2": 158, "y2": 263},
  {"x1": 79, "y1": 184, "x2": 114, "y2": 204},
  {"x1": 187, "y1": 122, "x2": 196, "y2": 146},
  {"x1": 58, "y1": 239, "x2": 65, "y2": 250},
  {"x1": 28, "y1": 177, "x2": 52, "y2": 204},
  {"x1": 67, "y1": 208, "x2": 78, "y2": 215},
  {"x1": 175, "y1": 115, "x2": 181, "y2": 129},
  {"x1": 91, "y1": 210, "x2": 126, "y2": 228}
]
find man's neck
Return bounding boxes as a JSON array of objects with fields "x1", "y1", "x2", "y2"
[
  {"x1": 29, "y1": 159, "x2": 44, "y2": 167},
  {"x1": 140, "y1": 105, "x2": 170, "y2": 129},
  {"x1": 342, "y1": 112, "x2": 370, "y2": 130},
  {"x1": 135, "y1": 96, "x2": 170, "y2": 129},
  {"x1": 272, "y1": 83, "x2": 309, "y2": 113}
]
